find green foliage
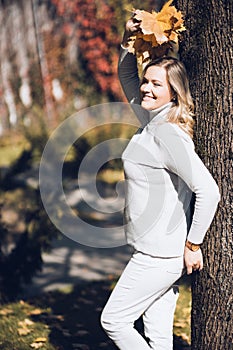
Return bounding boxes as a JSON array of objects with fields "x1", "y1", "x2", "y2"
[
  {"x1": 0, "y1": 188, "x2": 59, "y2": 301},
  {"x1": 0, "y1": 134, "x2": 27, "y2": 167},
  {"x1": 0, "y1": 301, "x2": 54, "y2": 350},
  {"x1": 0, "y1": 126, "x2": 59, "y2": 301}
]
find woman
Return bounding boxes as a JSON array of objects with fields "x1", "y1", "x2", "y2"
[{"x1": 101, "y1": 17, "x2": 220, "y2": 350}]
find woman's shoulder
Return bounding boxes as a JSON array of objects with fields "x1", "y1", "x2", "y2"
[{"x1": 150, "y1": 121, "x2": 194, "y2": 147}]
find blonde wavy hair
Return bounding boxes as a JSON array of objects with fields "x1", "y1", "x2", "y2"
[{"x1": 143, "y1": 57, "x2": 195, "y2": 138}]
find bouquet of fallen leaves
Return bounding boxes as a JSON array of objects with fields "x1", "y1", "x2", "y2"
[{"x1": 128, "y1": 0, "x2": 186, "y2": 64}]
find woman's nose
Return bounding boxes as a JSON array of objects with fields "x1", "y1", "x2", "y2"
[{"x1": 141, "y1": 82, "x2": 152, "y2": 92}]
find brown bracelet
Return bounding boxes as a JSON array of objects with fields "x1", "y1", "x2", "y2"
[{"x1": 185, "y1": 240, "x2": 201, "y2": 252}]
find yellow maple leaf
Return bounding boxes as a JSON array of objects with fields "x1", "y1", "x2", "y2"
[
  {"x1": 18, "y1": 318, "x2": 34, "y2": 327},
  {"x1": 174, "y1": 320, "x2": 187, "y2": 328},
  {"x1": 168, "y1": 31, "x2": 179, "y2": 43},
  {"x1": 130, "y1": 0, "x2": 186, "y2": 64},
  {"x1": 34, "y1": 337, "x2": 47, "y2": 342},
  {"x1": 30, "y1": 343, "x2": 44, "y2": 349},
  {"x1": 157, "y1": 0, "x2": 176, "y2": 18},
  {"x1": 18, "y1": 328, "x2": 31, "y2": 336},
  {"x1": 0, "y1": 308, "x2": 14, "y2": 316},
  {"x1": 29, "y1": 308, "x2": 44, "y2": 316},
  {"x1": 180, "y1": 332, "x2": 190, "y2": 342},
  {"x1": 157, "y1": 1, "x2": 185, "y2": 33},
  {"x1": 134, "y1": 10, "x2": 168, "y2": 45}
]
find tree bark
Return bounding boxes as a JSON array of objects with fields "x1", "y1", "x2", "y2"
[{"x1": 175, "y1": 0, "x2": 233, "y2": 348}]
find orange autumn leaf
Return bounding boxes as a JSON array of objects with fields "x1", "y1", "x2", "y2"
[
  {"x1": 34, "y1": 337, "x2": 47, "y2": 342},
  {"x1": 29, "y1": 308, "x2": 44, "y2": 316},
  {"x1": 128, "y1": 0, "x2": 186, "y2": 64},
  {"x1": 169, "y1": 31, "x2": 179, "y2": 43},
  {"x1": 156, "y1": 0, "x2": 186, "y2": 37},
  {"x1": 30, "y1": 343, "x2": 44, "y2": 349},
  {"x1": 0, "y1": 308, "x2": 14, "y2": 316},
  {"x1": 134, "y1": 10, "x2": 168, "y2": 45},
  {"x1": 17, "y1": 318, "x2": 35, "y2": 336},
  {"x1": 157, "y1": 0, "x2": 177, "y2": 22},
  {"x1": 18, "y1": 318, "x2": 34, "y2": 327},
  {"x1": 18, "y1": 328, "x2": 31, "y2": 336}
]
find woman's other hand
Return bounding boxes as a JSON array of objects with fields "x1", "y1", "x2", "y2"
[{"x1": 184, "y1": 246, "x2": 204, "y2": 274}]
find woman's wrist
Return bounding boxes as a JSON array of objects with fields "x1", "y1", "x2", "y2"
[
  {"x1": 121, "y1": 31, "x2": 131, "y2": 48},
  {"x1": 185, "y1": 240, "x2": 201, "y2": 252}
]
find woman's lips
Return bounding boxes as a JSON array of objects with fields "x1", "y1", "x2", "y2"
[{"x1": 142, "y1": 95, "x2": 156, "y2": 101}]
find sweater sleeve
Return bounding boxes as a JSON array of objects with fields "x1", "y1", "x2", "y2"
[
  {"x1": 118, "y1": 47, "x2": 149, "y2": 126},
  {"x1": 154, "y1": 123, "x2": 221, "y2": 244},
  {"x1": 118, "y1": 47, "x2": 141, "y2": 104}
]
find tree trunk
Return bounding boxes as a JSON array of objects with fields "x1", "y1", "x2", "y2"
[
  {"x1": 175, "y1": 0, "x2": 233, "y2": 348},
  {"x1": 0, "y1": 2, "x2": 18, "y2": 127}
]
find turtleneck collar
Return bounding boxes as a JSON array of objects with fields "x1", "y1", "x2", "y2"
[
  {"x1": 148, "y1": 102, "x2": 173, "y2": 124},
  {"x1": 135, "y1": 102, "x2": 173, "y2": 129}
]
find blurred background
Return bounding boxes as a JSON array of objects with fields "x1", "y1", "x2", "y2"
[
  {"x1": 0, "y1": 0, "x2": 168, "y2": 297},
  {"x1": 0, "y1": 1, "x2": 191, "y2": 349}
]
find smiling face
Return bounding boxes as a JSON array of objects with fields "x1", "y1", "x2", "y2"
[{"x1": 140, "y1": 65, "x2": 173, "y2": 111}]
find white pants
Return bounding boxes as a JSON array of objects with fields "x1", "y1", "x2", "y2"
[{"x1": 101, "y1": 251, "x2": 184, "y2": 350}]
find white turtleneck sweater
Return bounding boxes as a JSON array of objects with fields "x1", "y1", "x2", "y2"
[{"x1": 119, "y1": 48, "x2": 220, "y2": 257}]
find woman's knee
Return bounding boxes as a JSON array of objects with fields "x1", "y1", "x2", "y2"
[
  {"x1": 100, "y1": 308, "x2": 125, "y2": 335},
  {"x1": 101, "y1": 308, "x2": 115, "y2": 333}
]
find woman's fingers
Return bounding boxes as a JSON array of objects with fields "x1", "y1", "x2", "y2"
[
  {"x1": 199, "y1": 259, "x2": 204, "y2": 270},
  {"x1": 186, "y1": 264, "x2": 193, "y2": 275},
  {"x1": 184, "y1": 246, "x2": 204, "y2": 274},
  {"x1": 126, "y1": 18, "x2": 141, "y2": 33}
]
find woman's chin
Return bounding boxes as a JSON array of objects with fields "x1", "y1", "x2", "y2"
[{"x1": 141, "y1": 101, "x2": 156, "y2": 111}]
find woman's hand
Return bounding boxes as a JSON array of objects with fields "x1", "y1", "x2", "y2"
[
  {"x1": 121, "y1": 17, "x2": 141, "y2": 48},
  {"x1": 184, "y1": 246, "x2": 204, "y2": 274}
]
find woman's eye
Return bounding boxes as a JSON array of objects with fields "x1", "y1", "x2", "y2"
[{"x1": 140, "y1": 80, "x2": 161, "y2": 87}]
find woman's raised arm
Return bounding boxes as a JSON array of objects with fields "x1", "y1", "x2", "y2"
[{"x1": 118, "y1": 18, "x2": 141, "y2": 105}]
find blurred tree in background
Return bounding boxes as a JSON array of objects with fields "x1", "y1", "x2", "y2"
[
  {"x1": 0, "y1": 0, "x2": 160, "y2": 134},
  {"x1": 0, "y1": 0, "x2": 163, "y2": 300}
]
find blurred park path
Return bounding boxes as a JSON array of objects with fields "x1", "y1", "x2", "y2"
[
  {"x1": 13, "y1": 165, "x2": 131, "y2": 297},
  {"x1": 25, "y1": 238, "x2": 190, "y2": 350},
  {"x1": 25, "y1": 235, "x2": 132, "y2": 297}
]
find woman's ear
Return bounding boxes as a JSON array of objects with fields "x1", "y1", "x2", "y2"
[{"x1": 171, "y1": 95, "x2": 177, "y2": 104}]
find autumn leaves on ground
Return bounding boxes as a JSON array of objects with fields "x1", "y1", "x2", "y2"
[{"x1": 0, "y1": 278, "x2": 191, "y2": 350}]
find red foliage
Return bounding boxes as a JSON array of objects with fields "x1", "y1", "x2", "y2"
[{"x1": 51, "y1": 0, "x2": 122, "y2": 99}]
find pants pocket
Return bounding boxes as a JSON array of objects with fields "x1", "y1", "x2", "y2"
[{"x1": 165, "y1": 257, "x2": 184, "y2": 275}]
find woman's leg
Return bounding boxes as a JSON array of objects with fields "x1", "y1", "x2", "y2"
[
  {"x1": 101, "y1": 251, "x2": 183, "y2": 350},
  {"x1": 143, "y1": 285, "x2": 180, "y2": 350}
]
